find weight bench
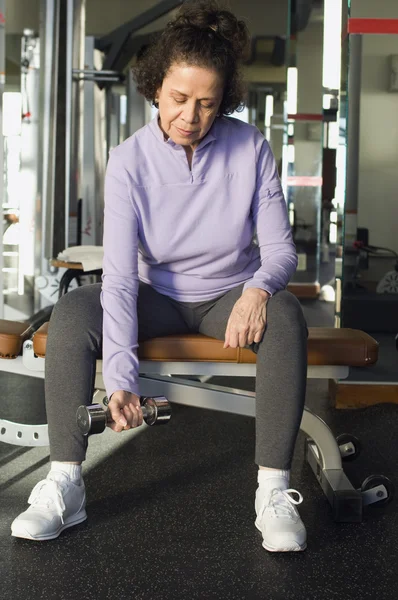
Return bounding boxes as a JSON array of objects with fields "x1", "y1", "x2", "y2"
[{"x1": 0, "y1": 320, "x2": 391, "y2": 522}]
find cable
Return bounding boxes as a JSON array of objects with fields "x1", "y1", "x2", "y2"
[{"x1": 354, "y1": 241, "x2": 398, "y2": 260}]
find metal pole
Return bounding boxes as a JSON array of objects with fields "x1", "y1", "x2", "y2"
[
  {"x1": 106, "y1": 89, "x2": 121, "y2": 154},
  {"x1": 0, "y1": 0, "x2": 5, "y2": 317},
  {"x1": 36, "y1": 0, "x2": 85, "y2": 309},
  {"x1": 41, "y1": 0, "x2": 85, "y2": 261},
  {"x1": 19, "y1": 32, "x2": 40, "y2": 297},
  {"x1": 67, "y1": 0, "x2": 85, "y2": 247},
  {"x1": 344, "y1": 34, "x2": 362, "y2": 248},
  {"x1": 82, "y1": 36, "x2": 105, "y2": 246},
  {"x1": 73, "y1": 69, "x2": 120, "y2": 75},
  {"x1": 341, "y1": 33, "x2": 362, "y2": 326},
  {"x1": 51, "y1": 0, "x2": 67, "y2": 256},
  {"x1": 126, "y1": 69, "x2": 146, "y2": 138},
  {"x1": 39, "y1": 0, "x2": 58, "y2": 279}
]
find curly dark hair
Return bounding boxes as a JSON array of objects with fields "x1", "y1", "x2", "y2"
[{"x1": 132, "y1": 1, "x2": 250, "y2": 116}]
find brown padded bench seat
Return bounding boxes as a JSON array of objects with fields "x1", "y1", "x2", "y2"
[
  {"x1": 0, "y1": 319, "x2": 34, "y2": 358},
  {"x1": 21, "y1": 322, "x2": 378, "y2": 367}
]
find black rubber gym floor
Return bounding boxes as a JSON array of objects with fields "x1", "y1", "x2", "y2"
[{"x1": 0, "y1": 301, "x2": 397, "y2": 600}]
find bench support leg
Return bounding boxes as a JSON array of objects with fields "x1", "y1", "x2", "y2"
[
  {"x1": 300, "y1": 407, "x2": 363, "y2": 522},
  {"x1": 305, "y1": 440, "x2": 363, "y2": 522}
]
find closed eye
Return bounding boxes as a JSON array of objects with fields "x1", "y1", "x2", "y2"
[{"x1": 173, "y1": 98, "x2": 214, "y2": 109}]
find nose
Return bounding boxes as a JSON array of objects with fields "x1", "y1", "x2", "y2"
[{"x1": 182, "y1": 101, "x2": 199, "y2": 125}]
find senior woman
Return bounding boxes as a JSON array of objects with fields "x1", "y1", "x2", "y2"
[{"x1": 12, "y1": 1, "x2": 308, "y2": 553}]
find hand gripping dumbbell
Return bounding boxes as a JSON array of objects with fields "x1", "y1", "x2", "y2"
[{"x1": 76, "y1": 395, "x2": 171, "y2": 436}]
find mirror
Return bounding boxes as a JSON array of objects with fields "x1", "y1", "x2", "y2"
[{"x1": 341, "y1": 21, "x2": 398, "y2": 333}]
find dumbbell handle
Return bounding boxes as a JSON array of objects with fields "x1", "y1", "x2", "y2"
[
  {"x1": 103, "y1": 395, "x2": 170, "y2": 426},
  {"x1": 76, "y1": 395, "x2": 171, "y2": 435},
  {"x1": 104, "y1": 402, "x2": 153, "y2": 424}
]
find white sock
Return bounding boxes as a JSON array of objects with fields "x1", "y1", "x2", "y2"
[
  {"x1": 50, "y1": 461, "x2": 82, "y2": 483},
  {"x1": 257, "y1": 469, "x2": 290, "y2": 504}
]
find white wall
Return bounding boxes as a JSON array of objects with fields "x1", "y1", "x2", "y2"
[
  {"x1": 297, "y1": 21, "x2": 323, "y2": 116},
  {"x1": 294, "y1": 21, "x2": 324, "y2": 227},
  {"x1": 350, "y1": 0, "x2": 398, "y2": 252},
  {"x1": 356, "y1": 35, "x2": 398, "y2": 252},
  {"x1": 350, "y1": 0, "x2": 398, "y2": 19}
]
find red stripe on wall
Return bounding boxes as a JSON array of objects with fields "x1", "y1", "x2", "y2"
[
  {"x1": 348, "y1": 18, "x2": 398, "y2": 35},
  {"x1": 287, "y1": 114, "x2": 323, "y2": 121}
]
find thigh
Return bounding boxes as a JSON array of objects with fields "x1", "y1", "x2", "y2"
[
  {"x1": 45, "y1": 283, "x2": 104, "y2": 378},
  {"x1": 48, "y1": 281, "x2": 191, "y2": 349},
  {"x1": 137, "y1": 281, "x2": 191, "y2": 342},
  {"x1": 198, "y1": 283, "x2": 245, "y2": 342},
  {"x1": 48, "y1": 282, "x2": 103, "y2": 348}
]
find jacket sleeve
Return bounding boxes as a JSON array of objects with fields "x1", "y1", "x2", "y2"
[
  {"x1": 100, "y1": 149, "x2": 140, "y2": 399},
  {"x1": 243, "y1": 138, "x2": 297, "y2": 296}
]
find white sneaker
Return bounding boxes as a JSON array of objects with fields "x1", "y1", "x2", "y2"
[
  {"x1": 11, "y1": 471, "x2": 87, "y2": 541},
  {"x1": 255, "y1": 488, "x2": 307, "y2": 552}
]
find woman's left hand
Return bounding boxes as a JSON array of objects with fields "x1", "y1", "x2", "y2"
[{"x1": 224, "y1": 288, "x2": 270, "y2": 349}]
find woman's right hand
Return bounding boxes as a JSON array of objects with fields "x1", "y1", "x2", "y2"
[{"x1": 107, "y1": 390, "x2": 143, "y2": 432}]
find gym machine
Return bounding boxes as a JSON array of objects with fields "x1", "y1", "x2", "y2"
[{"x1": 5, "y1": 0, "x2": 185, "y2": 322}]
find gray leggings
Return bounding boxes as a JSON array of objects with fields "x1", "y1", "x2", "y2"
[{"x1": 45, "y1": 282, "x2": 307, "y2": 468}]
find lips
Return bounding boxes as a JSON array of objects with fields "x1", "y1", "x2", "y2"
[{"x1": 176, "y1": 126, "x2": 197, "y2": 136}]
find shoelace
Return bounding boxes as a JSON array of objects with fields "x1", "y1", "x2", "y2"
[
  {"x1": 27, "y1": 478, "x2": 67, "y2": 524},
  {"x1": 259, "y1": 488, "x2": 303, "y2": 521}
]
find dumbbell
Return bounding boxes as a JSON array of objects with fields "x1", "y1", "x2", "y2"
[{"x1": 76, "y1": 395, "x2": 171, "y2": 436}]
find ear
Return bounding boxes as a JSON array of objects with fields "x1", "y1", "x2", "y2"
[
  {"x1": 153, "y1": 88, "x2": 160, "y2": 108},
  {"x1": 155, "y1": 86, "x2": 162, "y2": 104}
]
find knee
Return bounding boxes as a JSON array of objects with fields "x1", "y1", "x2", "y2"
[
  {"x1": 50, "y1": 285, "x2": 100, "y2": 335},
  {"x1": 51, "y1": 287, "x2": 82, "y2": 324},
  {"x1": 267, "y1": 290, "x2": 306, "y2": 330}
]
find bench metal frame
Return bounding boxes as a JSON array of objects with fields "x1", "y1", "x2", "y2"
[{"x1": 0, "y1": 340, "x2": 387, "y2": 522}]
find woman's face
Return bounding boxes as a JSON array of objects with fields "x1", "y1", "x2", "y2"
[{"x1": 156, "y1": 62, "x2": 224, "y2": 150}]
